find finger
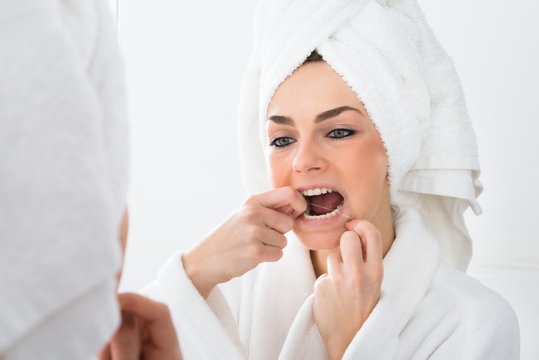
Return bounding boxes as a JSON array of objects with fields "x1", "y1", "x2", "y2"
[
  {"x1": 340, "y1": 231, "x2": 364, "y2": 271},
  {"x1": 255, "y1": 245, "x2": 283, "y2": 263},
  {"x1": 273, "y1": 204, "x2": 295, "y2": 216},
  {"x1": 345, "y1": 219, "x2": 366, "y2": 258},
  {"x1": 118, "y1": 293, "x2": 180, "y2": 352},
  {"x1": 256, "y1": 205, "x2": 294, "y2": 234},
  {"x1": 260, "y1": 229, "x2": 288, "y2": 249},
  {"x1": 346, "y1": 220, "x2": 382, "y2": 265},
  {"x1": 96, "y1": 343, "x2": 111, "y2": 360},
  {"x1": 259, "y1": 242, "x2": 284, "y2": 262},
  {"x1": 119, "y1": 293, "x2": 170, "y2": 324},
  {"x1": 109, "y1": 310, "x2": 141, "y2": 360},
  {"x1": 326, "y1": 251, "x2": 342, "y2": 277},
  {"x1": 247, "y1": 186, "x2": 307, "y2": 218}
]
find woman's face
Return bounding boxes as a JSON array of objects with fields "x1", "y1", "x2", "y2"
[{"x1": 266, "y1": 61, "x2": 390, "y2": 250}]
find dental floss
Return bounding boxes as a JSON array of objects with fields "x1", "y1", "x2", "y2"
[{"x1": 307, "y1": 203, "x2": 354, "y2": 221}]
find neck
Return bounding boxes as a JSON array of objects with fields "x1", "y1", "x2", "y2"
[{"x1": 310, "y1": 204, "x2": 395, "y2": 278}]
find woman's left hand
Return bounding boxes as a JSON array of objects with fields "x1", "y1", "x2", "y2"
[{"x1": 312, "y1": 220, "x2": 383, "y2": 360}]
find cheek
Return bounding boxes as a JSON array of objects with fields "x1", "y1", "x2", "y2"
[
  {"x1": 355, "y1": 133, "x2": 388, "y2": 177},
  {"x1": 341, "y1": 140, "x2": 388, "y2": 212},
  {"x1": 337, "y1": 143, "x2": 386, "y2": 179},
  {"x1": 268, "y1": 153, "x2": 290, "y2": 188}
]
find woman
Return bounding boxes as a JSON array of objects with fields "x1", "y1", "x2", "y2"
[{"x1": 143, "y1": 0, "x2": 519, "y2": 358}]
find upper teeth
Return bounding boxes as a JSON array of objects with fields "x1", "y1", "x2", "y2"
[{"x1": 301, "y1": 187, "x2": 333, "y2": 196}]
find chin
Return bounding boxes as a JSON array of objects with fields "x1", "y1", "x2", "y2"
[{"x1": 293, "y1": 228, "x2": 342, "y2": 250}]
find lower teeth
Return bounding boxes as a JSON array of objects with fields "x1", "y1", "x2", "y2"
[{"x1": 304, "y1": 202, "x2": 343, "y2": 220}]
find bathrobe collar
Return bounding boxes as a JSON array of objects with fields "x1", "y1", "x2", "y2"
[
  {"x1": 248, "y1": 206, "x2": 440, "y2": 359},
  {"x1": 382, "y1": 207, "x2": 440, "y2": 332}
]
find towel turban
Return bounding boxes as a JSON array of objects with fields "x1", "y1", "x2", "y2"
[{"x1": 238, "y1": 0, "x2": 482, "y2": 271}]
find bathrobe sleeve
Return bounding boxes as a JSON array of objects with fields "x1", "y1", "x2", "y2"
[{"x1": 141, "y1": 251, "x2": 249, "y2": 360}]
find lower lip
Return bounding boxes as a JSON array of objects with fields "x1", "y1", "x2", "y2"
[{"x1": 297, "y1": 201, "x2": 348, "y2": 227}]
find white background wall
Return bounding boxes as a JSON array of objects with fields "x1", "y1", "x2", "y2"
[{"x1": 116, "y1": 1, "x2": 538, "y2": 357}]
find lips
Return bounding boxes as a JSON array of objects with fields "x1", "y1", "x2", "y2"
[{"x1": 299, "y1": 186, "x2": 345, "y2": 220}]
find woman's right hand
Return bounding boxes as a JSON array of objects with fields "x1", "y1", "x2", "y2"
[
  {"x1": 182, "y1": 186, "x2": 307, "y2": 298},
  {"x1": 312, "y1": 220, "x2": 383, "y2": 360}
]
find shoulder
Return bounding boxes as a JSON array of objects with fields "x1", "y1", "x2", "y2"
[
  {"x1": 432, "y1": 260, "x2": 517, "y2": 323},
  {"x1": 428, "y1": 261, "x2": 520, "y2": 347}
]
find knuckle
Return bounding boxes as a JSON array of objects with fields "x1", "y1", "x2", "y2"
[
  {"x1": 248, "y1": 243, "x2": 264, "y2": 258},
  {"x1": 247, "y1": 225, "x2": 263, "y2": 241},
  {"x1": 314, "y1": 277, "x2": 329, "y2": 292},
  {"x1": 242, "y1": 205, "x2": 259, "y2": 222},
  {"x1": 245, "y1": 194, "x2": 257, "y2": 205}
]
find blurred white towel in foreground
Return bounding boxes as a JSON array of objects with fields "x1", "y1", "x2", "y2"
[{"x1": 0, "y1": 0, "x2": 128, "y2": 358}]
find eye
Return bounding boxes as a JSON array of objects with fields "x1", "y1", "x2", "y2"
[
  {"x1": 327, "y1": 128, "x2": 356, "y2": 139},
  {"x1": 270, "y1": 137, "x2": 296, "y2": 148}
]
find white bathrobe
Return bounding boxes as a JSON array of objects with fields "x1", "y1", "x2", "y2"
[
  {"x1": 0, "y1": 1, "x2": 128, "y2": 358},
  {"x1": 142, "y1": 207, "x2": 519, "y2": 359}
]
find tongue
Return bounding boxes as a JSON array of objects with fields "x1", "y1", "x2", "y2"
[{"x1": 308, "y1": 192, "x2": 344, "y2": 215}]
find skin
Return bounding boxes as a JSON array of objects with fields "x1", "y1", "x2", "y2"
[{"x1": 266, "y1": 61, "x2": 395, "y2": 359}]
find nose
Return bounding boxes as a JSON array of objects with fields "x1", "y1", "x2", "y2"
[{"x1": 292, "y1": 138, "x2": 327, "y2": 174}]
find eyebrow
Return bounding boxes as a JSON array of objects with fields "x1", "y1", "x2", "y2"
[{"x1": 268, "y1": 106, "x2": 364, "y2": 125}]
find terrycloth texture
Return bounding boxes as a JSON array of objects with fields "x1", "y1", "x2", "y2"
[
  {"x1": 0, "y1": 0, "x2": 128, "y2": 358},
  {"x1": 238, "y1": 0, "x2": 482, "y2": 271},
  {"x1": 143, "y1": 208, "x2": 519, "y2": 359}
]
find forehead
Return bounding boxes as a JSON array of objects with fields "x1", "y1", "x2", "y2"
[{"x1": 267, "y1": 61, "x2": 361, "y2": 118}]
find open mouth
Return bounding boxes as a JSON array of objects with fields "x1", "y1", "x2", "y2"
[{"x1": 301, "y1": 187, "x2": 344, "y2": 220}]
